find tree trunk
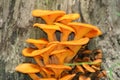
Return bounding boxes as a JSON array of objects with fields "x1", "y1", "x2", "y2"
[{"x1": 0, "y1": 0, "x2": 120, "y2": 80}]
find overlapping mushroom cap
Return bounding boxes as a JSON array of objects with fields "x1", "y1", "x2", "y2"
[
  {"x1": 32, "y1": 10, "x2": 65, "y2": 24},
  {"x1": 16, "y1": 9, "x2": 104, "y2": 80}
]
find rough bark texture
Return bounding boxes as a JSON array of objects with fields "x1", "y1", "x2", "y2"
[{"x1": 0, "y1": 0, "x2": 120, "y2": 80}]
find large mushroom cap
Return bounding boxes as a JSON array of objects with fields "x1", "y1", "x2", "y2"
[
  {"x1": 15, "y1": 63, "x2": 40, "y2": 73},
  {"x1": 60, "y1": 37, "x2": 89, "y2": 45},
  {"x1": 32, "y1": 10, "x2": 65, "y2": 24},
  {"x1": 56, "y1": 13, "x2": 80, "y2": 24},
  {"x1": 68, "y1": 22, "x2": 102, "y2": 39}
]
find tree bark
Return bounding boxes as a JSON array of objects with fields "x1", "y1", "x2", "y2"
[{"x1": 0, "y1": 0, "x2": 120, "y2": 80}]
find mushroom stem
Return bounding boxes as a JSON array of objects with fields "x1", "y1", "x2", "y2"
[
  {"x1": 28, "y1": 73, "x2": 40, "y2": 80},
  {"x1": 60, "y1": 31, "x2": 71, "y2": 41},
  {"x1": 44, "y1": 29, "x2": 56, "y2": 42}
]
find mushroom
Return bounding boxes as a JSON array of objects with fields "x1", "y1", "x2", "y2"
[
  {"x1": 40, "y1": 67, "x2": 54, "y2": 78},
  {"x1": 39, "y1": 78, "x2": 56, "y2": 80},
  {"x1": 33, "y1": 23, "x2": 61, "y2": 42},
  {"x1": 50, "y1": 49, "x2": 72, "y2": 64},
  {"x1": 32, "y1": 10, "x2": 65, "y2": 24},
  {"x1": 60, "y1": 37, "x2": 89, "y2": 53},
  {"x1": 79, "y1": 75, "x2": 91, "y2": 80},
  {"x1": 82, "y1": 64, "x2": 95, "y2": 72},
  {"x1": 26, "y1": 38, "x2": 48, "y2": 49},
  {"x1": 56, "y1": 13, "x2": 80, "y2": 24},
  {"x1": 45, "y1": 64, "x2": 72, "y2": 78},
  {"x1": 31, "y1": 44, "x2": 57, "y2": 65},
  {"x1": 54, "y1": 23, "x2": 75, "y2": 41},
  {"x1": 59, "y1": 74, "x2": 76, "y2": 80},
  {"x1": 68, "y1": 22, "x2": 102, "y2": 40},
  {"x1": 60, "y1": 38, "x2": 89, "y2": 61},
  {"x1": 22, "y1": 44, "x2": 57, "y2": 65},
  {"x1": 15, "y1": 63, "x2": 41, "y2": 80},
  {"x1": 76, "y1": 65, "x2": 85, "y2": 73}
]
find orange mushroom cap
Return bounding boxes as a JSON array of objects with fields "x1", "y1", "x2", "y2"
[
  {"x1": 68, "y1": 22, "x2": 102, "y2": 40},
  {"x1": 59, "y1": 74, "x2": 76, "y2": 80},
  {"x1": 32, "y1": 10, "x2": 65, "y2": 24},
  {"x1": 33, "y1": 23, "x2": 61, "y2": 42},
  {"x1": 15, "y1": 63, "x2": 40, "y2": 73},
  {"x1": 82, "y1": 64, "x2": 95, "y2": 72},
  {"x1": 22, "y1": 44, "x2": 57, "y2": 57},
  {"x1": 54, "y1": 23, "x2": 75, "y2": 41},
  {"x1": 56, "y1": 13, "x2": 80, "y2": 24},
  {"x1": 26, "y1": 38, "x2": 48, "y2": 49},
  {"x1": 16, "y1": 63, "x2": 41, "y2": 80}
]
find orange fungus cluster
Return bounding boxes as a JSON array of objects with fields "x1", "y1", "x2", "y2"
[{"x1": 15, "y1": 10, "x2": 106, "y2": 80}]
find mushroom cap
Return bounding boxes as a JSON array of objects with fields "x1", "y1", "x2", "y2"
[
  {"x1": 33, "y1": 23, "x2": 61, "y2": 31},
  {"x1": 60, "y1": 37, "x2": 89, "y2": 45},
  {"x1": 56, "y1": 13, "x2": 80, "y2": 24},
  {"x1": 32, "y1": 9, "x2": 65, "y2": 17},
  {"x1": 22, "y1": 44, "x2": 57, "y2": 57},
  {"x1": 60, "y1": 74, "x2": 76, "y2": 80},
  {"x1": 32, "y1": 10, "x2": 65, "y2": 24},
  {"x1": 68, "y1": 22, "x2": 102, "y2": 38},
  {"x1": 26, "y1": 38, "x2": 48, "y2": 44},
  {"x1": 45, "y1": 64, "x2": 72, "y2": 70},
  {"x1": 39, "y1": 78, "x2": 56, "y2": 80},
  {"x1": 82, "y1": 64, "x2": 95, "y2": 72},
  {"x1": 15, "y1": 63, "x2": 40, "y2": 73},
  {"x1": 22, "y1": 48, "x2": 35, "y2": 57},
  {"x1": 54, "y1": 23, "x2": 75, "y2": 32}
]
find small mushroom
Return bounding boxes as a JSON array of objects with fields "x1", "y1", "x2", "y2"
[
  {"x1": 50, "y1": 49, "x2": 72, "y2": 64},
  {"x1": 39, "y1": 78, "x2": 56, "y2": 80},
  {"x1": 59, "y1": 74, "x2": 76, "y2": 80},
  {"x1": 33, "y1": 23, "x2": 61, "y2": 42},
  {"x1": 32, "y1": 44, "x2": 57, "y2": 65},
  {"x1": 15, "y1": 63, "x2": 41, "y2": 80},
  {"x1": 82, "y1": 64, "x2": 95, "y2": 72},
  {"x1": 45, "y1": 64, "x2": 72, "y2": 78},
  {"x1": 76, "y1": 65, "x2": 85, "y2": 73},
  {"x1": 32, "y1": 10, "x2": 65, "y2": 24},
  {"x1": 68, "y1": 22, "x2": 102, "y2": 40},
  {"x1": 79, "y1": 75, "x2": 91, "y2": 80},
  {"x1": 26, "y1": 38, "x2": 48, "y2": 49},
  {"x1": 56, "y1": 13, "x2": 80, "y2": 24},
  {"x1": 54, "y1": 23, "x2": 75, "y2": 41},
  {"x1": 40, "y1": 67, "x2": 54, "y2": 78}
]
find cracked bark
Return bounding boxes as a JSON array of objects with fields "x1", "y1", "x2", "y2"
[{"x1": 0, "y1": 0, "x2": 120, "y2": 80}]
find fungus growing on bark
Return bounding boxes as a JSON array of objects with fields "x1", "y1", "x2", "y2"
[
  {"x1": 16, "y1": 9, "x2": 104, "y2": 80},
  {"x1": 54, "y1": 23, "x2": 75, "y2": 41},
  {"x1": 56, "y1": 13, "x2": 80, "y2": 24},
  {"x1": 33, "y1": 23, "x2": 61, "y2": 42},
  {"x1": 15, "y1": 63, "x2": 41, "y2": 80},
  {"x1": 32, "y1": 10, "x2": 65, "y2": 24},
  {"x1": 68, "y1": 22, "x2": 102, "y2": 40}
]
